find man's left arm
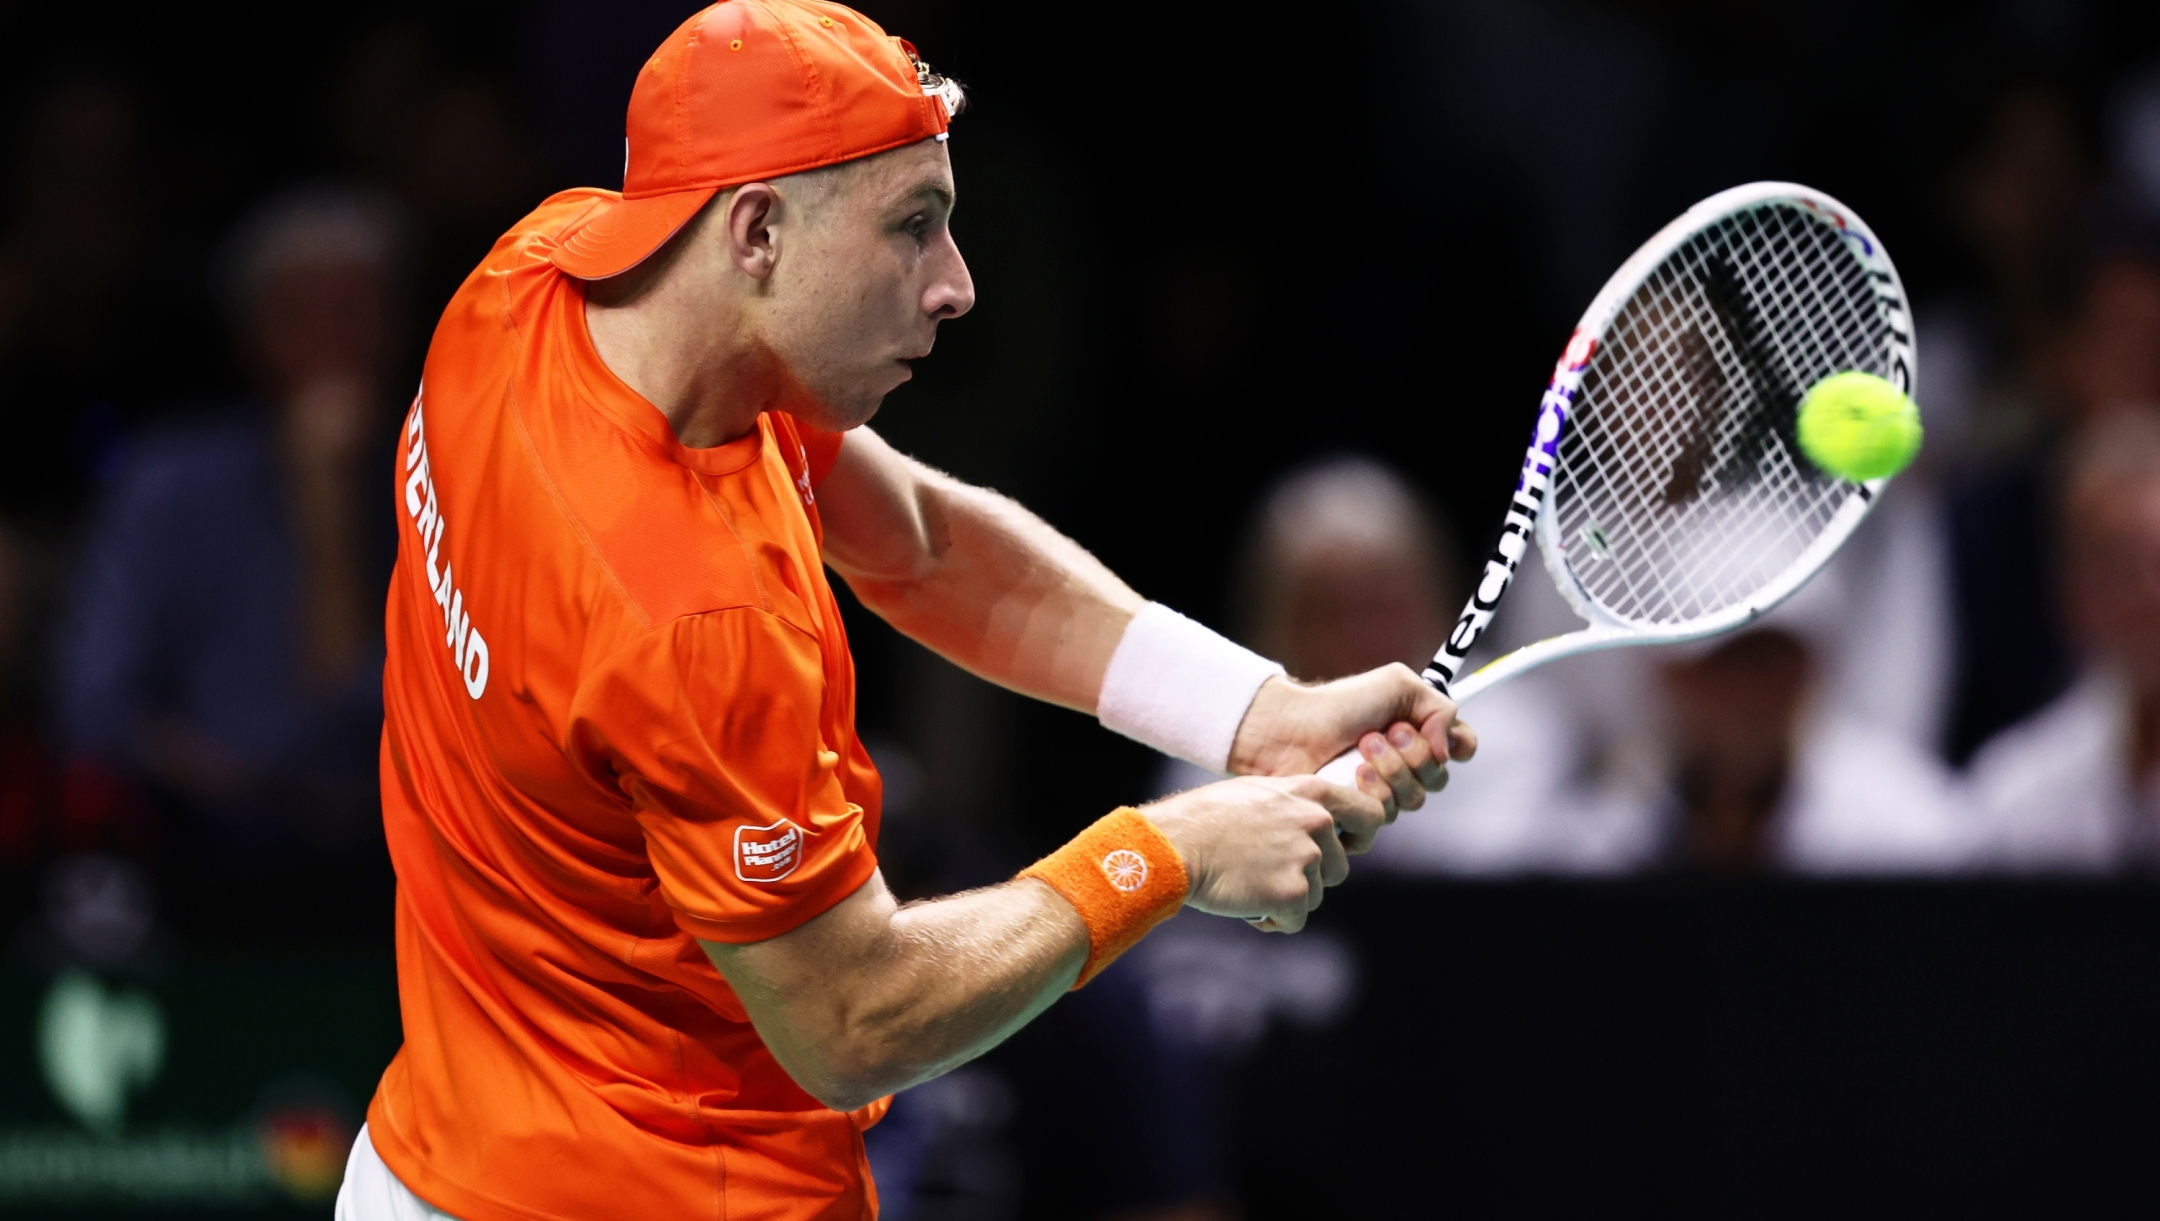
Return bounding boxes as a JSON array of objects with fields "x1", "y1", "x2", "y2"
[{"x1": 816, "y1": 427, "x2": 1476, "y2": 810}]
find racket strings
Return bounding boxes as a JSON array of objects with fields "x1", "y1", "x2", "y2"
[{"x1": 1552, "y1": 204, "x2": 1887, "y2": 628}]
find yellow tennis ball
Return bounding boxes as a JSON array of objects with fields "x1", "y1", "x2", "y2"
[{"x1": 1795, "y1": 371, "x2": 1923, "y2": 481}]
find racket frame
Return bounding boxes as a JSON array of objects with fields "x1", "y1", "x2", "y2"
[{"x1": 1440, "y1": 181, "x2": 1914, "y2": 705}]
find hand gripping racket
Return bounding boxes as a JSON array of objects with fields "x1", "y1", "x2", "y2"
[{"x1": 1317, "y1": 181, "x2": 1915, "y2": 787}]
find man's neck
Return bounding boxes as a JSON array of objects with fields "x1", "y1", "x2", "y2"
[{"x1": 584, "y1": 287, "x2": 778, "y2": 450}]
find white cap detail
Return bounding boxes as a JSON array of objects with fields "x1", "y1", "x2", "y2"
[{"x1": 923, "y1": 75, "x2": 966, "y2": 120}]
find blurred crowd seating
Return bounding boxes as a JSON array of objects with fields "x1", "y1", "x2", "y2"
[{"x1": 1, "y1": 2, "x2": 2158, "y2": 1218}]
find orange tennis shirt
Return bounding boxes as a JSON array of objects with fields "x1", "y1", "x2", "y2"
[{"x1": 365, "y1": 188, "x2": 888, "y2": 1221}]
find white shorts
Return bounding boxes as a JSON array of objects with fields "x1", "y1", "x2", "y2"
[{"x1": 335, "y1": 1124, "x2": 463, "y2": 1221}]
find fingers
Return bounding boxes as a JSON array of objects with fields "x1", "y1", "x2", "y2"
[
  {"x1": 1249, "y1": 789, "x2": 1351, "y2": 932},
  {"x1": 1447, "y1": 716, "x2": 1479, "y2": 762},
  {"x1": 1402, "y1": 722, "x2": 1450, "y2": 788},
  {"x1": 1312, "y1": 806, "x2": 1350, "y2": 887},
  {"x1": 1350, "y1": 665, "x2": 1465, "y2": 797},
  {"x1": 1365, "y1": 720, "x2": 1448, "y2": 806},
  {"x1": 1254, "y1": 826, "x2": 1336, "y2": 933},
  {"x1": 1373, "y1": 662, "x2": 1454, "y2": 733},
  {"x1": 1411, "y1": 701, "x2": 1476, "y2": 761},
  {"x1": 1299, "y1": 773, "x2": 1388, "y2": 855},
  {"x1": 1173, "y1": 776, "x2": 1377, "y2": 933}
]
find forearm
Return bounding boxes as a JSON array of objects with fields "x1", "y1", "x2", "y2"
[
  {"x1": 705, "y1": 779, "x2": 1387, "y2": 1110},
  {"x1": 817, "y1": 430, "x2": 1473, "y2": 791},
  {"x1": 702, "y1": 872, "x2": 1086, "y2": 1111},
  {"x1": 820, "y1": 430, "x2": 1140, "y2": 711}
]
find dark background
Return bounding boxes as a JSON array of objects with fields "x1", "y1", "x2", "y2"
[
  {"x1": 1236, "y1": 881, "x2": 2160, "y2": 1218},
  {"x1": 4, "y1": 0, "x2": 2160, "y2": 1215}
]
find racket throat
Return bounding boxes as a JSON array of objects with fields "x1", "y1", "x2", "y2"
[{"x1": 1428, "y1": 423, "x2": 1557, "y2": 698}]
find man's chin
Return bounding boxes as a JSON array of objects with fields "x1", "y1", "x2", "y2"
[{"x1": 787, "y1": 391, "x2": 885, "y2": 434}]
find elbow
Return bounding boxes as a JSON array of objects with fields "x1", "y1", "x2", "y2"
[
  {"x1": 805, "y1": 1078, "x2": 885, "y2": 1115},
  {"x1": 774, "y1": 1006, "x2": 936, "y2": 1112},
  {"x1": 853, "y1": 525, "x2": 950, "y2": 597},
  {"x1": 788, "y1": 1046, "x2": 904, "y2": 1114}
]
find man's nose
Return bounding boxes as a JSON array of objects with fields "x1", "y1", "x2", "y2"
[{"x1": 925, "y1": 240, "x2": 975, "y2": 321}]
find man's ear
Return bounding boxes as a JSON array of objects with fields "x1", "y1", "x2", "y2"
[{"x1": 723, "y1": 182, "x2": 783, "y2": 281}]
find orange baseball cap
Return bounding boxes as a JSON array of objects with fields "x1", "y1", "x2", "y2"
[{"x1": 550, "y1": 0, "x2": 959, "y2": 280}]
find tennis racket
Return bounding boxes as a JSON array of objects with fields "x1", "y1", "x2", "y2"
[{"x1": 1317, "y1": 181, "x2": 1915, "y2": 788}]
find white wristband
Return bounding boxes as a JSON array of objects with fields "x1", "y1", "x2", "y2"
[{"x1": 1096, "y1": 602, "x2": 1285, "y2": 775}]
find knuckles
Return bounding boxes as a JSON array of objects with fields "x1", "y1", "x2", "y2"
[{"x1": 1284, "y1": 775, "x2": 1330, "y2": 802}]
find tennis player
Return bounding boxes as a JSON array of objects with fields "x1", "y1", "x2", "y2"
[{"x1": 334, "y1": 3, "x2": 1473, "y2": 1218}]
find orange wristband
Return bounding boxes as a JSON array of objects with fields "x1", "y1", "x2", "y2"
[{"x1": 1020, "y1": 807, "x2": 1190, "y2": 989}]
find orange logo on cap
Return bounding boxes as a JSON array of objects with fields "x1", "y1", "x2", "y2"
[{"x1": 1100, "y1": 849, "x2": 1148, "y2": 893}]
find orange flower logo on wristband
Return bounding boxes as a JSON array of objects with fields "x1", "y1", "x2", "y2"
[
  {"x1": 1020, "y1": 808, "x2": 1188, "y2": 989},
  {"x1": 1100, "y1": 849, "x2": 1149, "y2": 892}
]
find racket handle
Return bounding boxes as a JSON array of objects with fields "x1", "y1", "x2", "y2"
[{"x1": 1315, "y1": 749, "x2": 1363, "y2": 787}]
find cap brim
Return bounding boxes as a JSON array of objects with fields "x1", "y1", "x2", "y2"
[{"x1": 549, "y1": 187, "x2": 720, "y2": 280}]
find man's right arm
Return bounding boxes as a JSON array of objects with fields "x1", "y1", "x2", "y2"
[
  {"x1": 701, "y1": 775, "x2": 1380, "y2": 1112},
  {"x1": 816, "y1": 427, "x2": 1472, "y2": 807}
]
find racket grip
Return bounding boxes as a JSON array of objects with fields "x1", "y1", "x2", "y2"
[{"x1": 1315, "y1": 749, "x2": 1363, "y2": 788}]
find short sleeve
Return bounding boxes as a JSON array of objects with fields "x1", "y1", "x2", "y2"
[{"x1": 567, "y1": 609, "x2": 878, "y2": 944}]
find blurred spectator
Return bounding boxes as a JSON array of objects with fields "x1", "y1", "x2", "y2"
[
  {"x1": 56, "y1": 187, "x2": 403, "y2": 868},
  {"x1": 1153, "y1": 457, "x2": 1462, "y2": 787},
  {"x1": 338, "y1": 25, "x2": 547, "y2": 331},
  {"x1": 1638, "y1": 615, "x2": 1968, "y2": 875},
  {"x1": 1233, "y1": 455, "x2": 1457, "y2": 683},
  {"x1": 1969, "y1": 410, "x2": 2160, "y2": 871},
  {"x1": 1155, "y1": 456, "x2": 1491, "y2": 801},
  {"x1": 0, "y1": 521, "x2": 57, "y2": 877},
  {"x1": 1817, "y1": 481, "x2": 1961, "y2": 756},
  {"x1": 1200, "y1": 457, "x2": 1648, "y2": 872},
  {"x1": 2112, "y1": 59, "x2": 2160, "y2": 225},
  {"x1": 0, "y1": 517, "x2": 153, "y2": 939},
  {"x1": 1952, "y1": 86, "x2": 2092, "y2": 422},
  {"x1": 1427, "y1": 567, "x2": 1968, "y2": 878},
  {"x1": 1110, "y1": 458, "x2": 1444, "y2": 1219},
  {"x1": 1195, "y1": 456, "x2": 1969, "y2": 877},
  {"x1": 1951, "y1": 243, "x2": 2160, "y2": 779},
  {"x1": 2056, "y1": 250, "x2": 2160, "y2": 416},
  {"x1": 1944, "y1": 85, "x2": 2102, "y2": 760},
  {"x1": 0, "y1": 78, "x2": 223, "y2": 524}
]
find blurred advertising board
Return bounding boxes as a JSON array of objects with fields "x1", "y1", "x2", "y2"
[{"x1": 0, "y1": 954, "x2": 397, "y2": 1218}]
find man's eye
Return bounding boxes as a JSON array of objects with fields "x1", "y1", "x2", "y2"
[{"x1": 903, "y1": 214, "x2": 928, "y2": 239}]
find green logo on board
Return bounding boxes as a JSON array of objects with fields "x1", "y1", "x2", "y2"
[{"x1": 38, "y1": 970, "x2": 165, "y2": 1136}]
